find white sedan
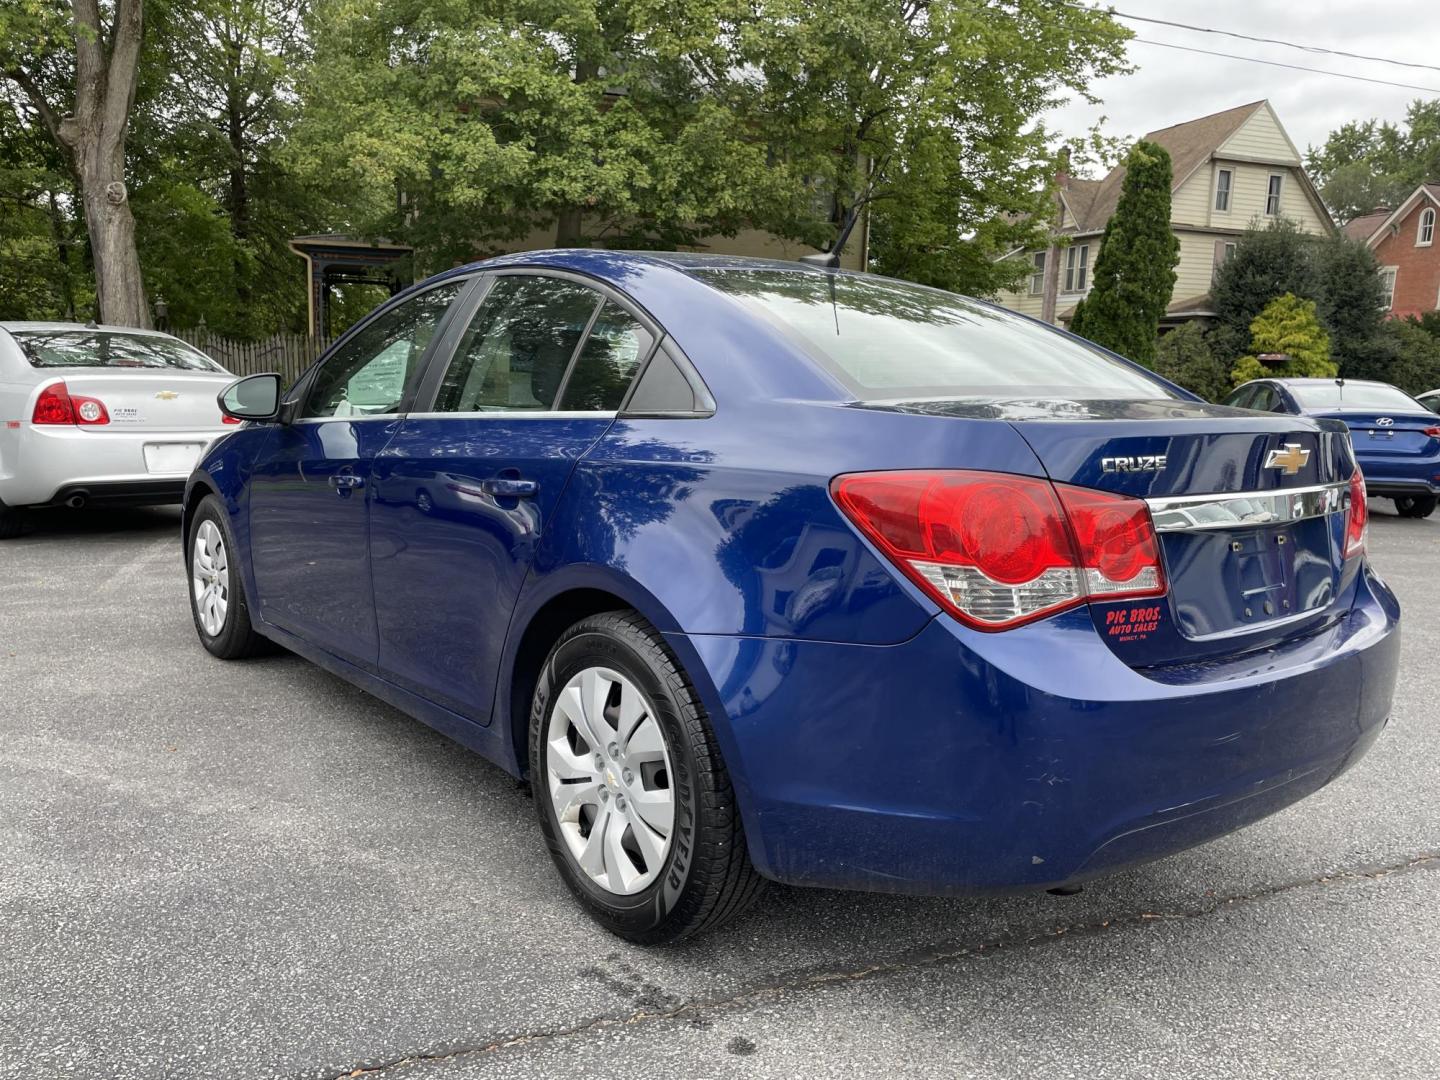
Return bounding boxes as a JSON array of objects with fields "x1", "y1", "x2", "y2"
[{"x1": 0, "y1": 322, "x2": 240, "y2": 538}]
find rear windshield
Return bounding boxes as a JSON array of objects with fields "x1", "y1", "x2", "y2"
[
  {"x1": 697, "y1": 270, "x2": 1173, "y2": 401},
  {"x1": 1288, "y1": 381, "x2": 1423, "y2": 411},
  {"x1": 10, "y1": 330, "x2": 222, "y2": 372}
]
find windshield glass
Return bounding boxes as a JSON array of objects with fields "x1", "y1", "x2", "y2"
[
  {"x1": 696, "y1": 270, "x2": 1173, "y2": 402},
  {"x1": 1288, "y1": 381, "x2": 1423, "y2": 411},
  {"x1": 10, "y1": 330, "x2": 222, "y2": 372}
]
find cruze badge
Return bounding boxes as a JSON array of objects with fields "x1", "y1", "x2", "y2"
[
  {"x1": 1264, "y1": 443, "x2": 1311, "y2": 475},
  {"x1": 1101, "y1": 454, "x2": 1167, "y2": 473}
]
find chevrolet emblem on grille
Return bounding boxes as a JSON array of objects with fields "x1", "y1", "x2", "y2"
[
  {"x1": 155, "y1": 390, "x2": 179, "y2": 400},
  {"x1": 1264, "y1": 443, "x2": 1311, "y2": 475}
]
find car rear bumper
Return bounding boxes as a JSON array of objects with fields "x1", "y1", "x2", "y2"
[
  {"x1": 0, "y1": 425, "x2": 225, "y2": 507},
  {"x1": 1354, "y1": 453, "x2": 1440, "y2": 497},
  {"x1": 673, "y1": 563, "x2": 1400, "y2": 894}
]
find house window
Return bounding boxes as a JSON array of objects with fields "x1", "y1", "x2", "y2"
[
  {"x1": 1265, "y1": 174, "x2": 1283, "y2": 216},
  {"x1": 1029, "y1": 252, "x2": 1046, "y2": 295},
  {"x1": 1225, "y1": 242, "x2": 1238, "y2": 261},
  {"x1": 1379, "y1": 266, "x2": 1398, "y2": 311},
  {"x1": 1064, "y1": 244, "x2": 1089, "y2": 293},
  {"x1": 1419, "y1": 207, "x2": 1436, "y2": 247},
  {"x1": 1215, "y1": 169, "x2": 1232, "y2": 212}
]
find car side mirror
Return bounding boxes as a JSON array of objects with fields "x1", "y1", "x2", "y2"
[{"x1": 218, "y1": 373, "x2": 283, "y2": 423}]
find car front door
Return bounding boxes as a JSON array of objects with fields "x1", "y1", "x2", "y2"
[
  {"x1": 368, "y1": 272, "x2": 658, "y2": 722},
  {"x1": 247, "y1": 280, "x2": 467, "y2": 667}
]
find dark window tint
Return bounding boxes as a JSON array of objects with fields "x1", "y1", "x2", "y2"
[
  {"x1": 12, "y1": 331, "x2": 222, "y2": 371},
  {"x1": 435, "y1": 275, "x2": 601, "y2": 412},
  {"x1": 303, "y1": 282, "x2": 463, "y2": 419},
  {"x1": 558, "y1": 302, "x2": 654, "y2": 411},
  {"x1": 1288, "y1": 381, "x2": 1425, "y2": 411},
  {"x1": 626, "y1": 343, "x2": 705, "y2": 414},
  {"x1": 1222, "y1": 385, "x2": 1255, "y2": 408},
  {"x1": 1249, "y1": 384, "x2": 1280, "y2": 412},
  {"x1": 698, "y1": 270, "x2": 1171, "y2": 401}
]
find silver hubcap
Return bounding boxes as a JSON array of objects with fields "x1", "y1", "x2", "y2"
[
  {"x1": 546, "y1": 666, "x2": 675, "y2": 896},
  {"x1": 191, "y1": 520, "x2": 229, "y2": 637}
]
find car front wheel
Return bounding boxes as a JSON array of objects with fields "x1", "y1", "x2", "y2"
[
  {"x1": 187, "y1": 495, "x2": 271, "y2": 659},
  {"x1": 530, "y1": 611, "x2": 764, "y2": 944},
  {"x1": 1394, "y1": 494, "x2": 1438, "y2": 519}
]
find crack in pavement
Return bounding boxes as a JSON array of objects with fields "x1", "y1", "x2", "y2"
[{"x1": 312, "y1": 850, "x2": 1440, "y2": 1080}]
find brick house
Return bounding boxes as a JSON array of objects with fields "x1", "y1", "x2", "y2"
[
  {"x1": 1343, "y1": 184, "x2": 1440, "y2": 319},
  {"x1": 996, "y1": 101, "x2": 1334, "y2": 327}
]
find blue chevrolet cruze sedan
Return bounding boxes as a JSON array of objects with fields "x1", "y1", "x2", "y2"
[
  {"x1": 1224, "y1": 377, "x2": 1440, "y2": 519},
  {"x1": 187, "y1": 251, "x2": 1400, "y2": 942}
]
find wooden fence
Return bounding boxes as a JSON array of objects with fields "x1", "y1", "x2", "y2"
[{"x1": 171, "y1": 328, "x2": 332, "y2": 386}]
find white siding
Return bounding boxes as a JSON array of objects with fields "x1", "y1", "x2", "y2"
[
  {"x1": 1171, "y1": 169, "x2": 1212, "y2": 226},
  {"x1": 996, "y1": 288, "x2": 1047, "y2": 319},
  {"x1": 1174, "y1": 232, "x2": 1227, "y2": 304},
  {"x1": 1209, "y1": 163, "x2": 1327, "y2": 234},
  {"x1": 1217, "y1": 103, "x2": 1301, "y2": 165}
]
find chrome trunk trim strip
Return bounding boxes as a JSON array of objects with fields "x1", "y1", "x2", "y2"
[{"x1": 1146, "y1": 481, "x2": 1349, "y2": 533}]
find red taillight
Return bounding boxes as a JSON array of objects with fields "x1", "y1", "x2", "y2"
[
  {"x1": 32, "y1": 382, "x2": 76, "y2": 425},
  {"x1": 71, "y1": 395, "x2": 109, "y2": 425},
  {"x1": 1345, "y1": 470, "x2": 1367, "y2": 558},
  {"x1": 31, "y1": 381, "x2": 109, "y2": 426},
  {"x1": 832, "y1": 470, "x2": 1167, "y2": 630},
  {"x1": 1424, "y1": 426, "x2": 1440, "y2": 438}
]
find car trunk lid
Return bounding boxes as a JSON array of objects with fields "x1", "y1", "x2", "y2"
[
  {"x1": 1308, "y1": 409, "x2": 1440, "y2": 458},
  {"x1": 49, "y1": 370, "x2": 236, "y2": 432}
]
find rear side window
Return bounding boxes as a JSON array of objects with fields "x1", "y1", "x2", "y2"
[
  {"x1": 10, "y1": 330, "x2": 221, "y2": 372},
  {"x1": 435, "y1": 275, "x2": 601, "y2": 412},
  {"x1": 625, "y1": 342, "x2": 713, "y2": 415},
  {"x1": 558, "y1": 301, "x2": 654, "y2": 411},
  {"x1": 697, "y1": 270, "x2": 1172, "y2": 402}
]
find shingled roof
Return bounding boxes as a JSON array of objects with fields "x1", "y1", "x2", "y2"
[
  {"x1": 1060, "y1": 101, "x2": 1268, "y2": 234},
  {"x1": 1347, "y1": 183, "x2": 1440, "y2": 245}
]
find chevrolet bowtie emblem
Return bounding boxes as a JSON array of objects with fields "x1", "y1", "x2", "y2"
[
  {"x1": 155, "y1": 390, "x2": 180, "y2": 400},
  {"x1": 1264, "y1": 443, "x2": 1311, "y2": 475}
]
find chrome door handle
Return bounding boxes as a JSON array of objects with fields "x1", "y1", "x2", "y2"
[
  {"x1": 330, "y1": 473, "x2": 365, "y2": 491},
  {"x1": 480, "y1": 477, "x2": 539, "y2": 498}
]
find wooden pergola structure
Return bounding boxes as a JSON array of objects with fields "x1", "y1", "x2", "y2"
[{"x1": 288, "y1": 234, "x2": 414, "y2": 338}]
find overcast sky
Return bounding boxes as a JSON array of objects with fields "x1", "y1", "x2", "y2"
[{"x1": 1045, "y1": 1, "x2": 1440, "y2": 170}]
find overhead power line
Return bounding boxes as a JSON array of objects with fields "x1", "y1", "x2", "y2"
[
  {"x1": 1105, "y1": 8, "x2": 1440, "y2": 76},
  {"x1": 1131, "y1": 39, "x2": 1440, "y2": 96}
]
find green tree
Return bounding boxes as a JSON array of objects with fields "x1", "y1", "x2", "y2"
[
  {"x1": 1376, "y1": 317, "x2": 1440, "y2": 397},
  {"x1": 1209, "y1": 218, "x2": 1315, "y2": 364},
  {"x1": 1310, "y1": 233, "x2": 1387, "y2": 379},
  {"x1": 1152, "y1": 323, "x2": 1229, "y2": 401},
  {"x1": 1306, "y1": 99, "x2": 1440, "y2": 223},
  {"x1": 2, "y1": 0, "x2": 151, "y2": 325},
  {"x1": 1231, "y1": 293, "x2": 1335, "y2": 386},
  {"x1": 1066, "y1": 139, "x2": 1178, "y2": 364}
]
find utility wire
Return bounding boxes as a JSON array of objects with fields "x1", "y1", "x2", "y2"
[
  {"x1": 1104, "y1": 8, "x2": 1440, "y2": 76},
  {"x1": 1132, "y1": 38, "x2": 1440, "y2": 96}
]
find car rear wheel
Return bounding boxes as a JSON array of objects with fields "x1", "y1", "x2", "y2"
[
  {"x1": 187, "y1": 495, "x2": 271, "y2": 659},
  {"x1": 1394, "y1": 494, "x2": 1437, "y2": 519},
  {"x1": 0, "y1": 498, "x2": 26, "y2": 540},
  {"x1": 530, "y1": 611, "x2": 764, "y2": 944}
]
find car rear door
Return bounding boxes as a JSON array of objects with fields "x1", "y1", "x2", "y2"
[
  {"x1": 369, "y1": 271, "x2": 659, "y2": 722},
  {"x1": 246, "y1": 279, "x2": 468, "y2": 668}
]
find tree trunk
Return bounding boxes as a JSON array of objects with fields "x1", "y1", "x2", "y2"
[
  {"x1": 76, "y1": 150, "x2": 149, "y2": 327},
  {"x1": 555, "y1": 206, "x2": 585, "y2": 248}
]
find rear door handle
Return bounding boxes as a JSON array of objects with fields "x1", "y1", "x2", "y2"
[
  {"x1": 480, "y1": 477, "x2": 539, "y2": 498},
  {"x1": 330, "y1": 473, "x2": 365, "y2": 491}
]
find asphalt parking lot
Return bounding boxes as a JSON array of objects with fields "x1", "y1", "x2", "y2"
[{"x1": 2, "y1": 504, "x2": 1438, "y2": 1080}]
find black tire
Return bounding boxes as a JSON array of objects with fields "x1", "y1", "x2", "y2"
[
  {"x1": 186, "y1": 494, "x2": 272, "y2": 659},
  {"x1": 0, "y1": 498, "x2": 26, "y2": 540},
  {"x1": 1394, "y1": 494, "x2": 1438, "y2": 519},
  {"x1": 529, "y1": 611, "x2": 764, "y2": 944}
]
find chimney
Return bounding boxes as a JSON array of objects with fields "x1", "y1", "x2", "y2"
[{"x1": 1056, "y1": 146, "x2": 1072, "y2": 188}]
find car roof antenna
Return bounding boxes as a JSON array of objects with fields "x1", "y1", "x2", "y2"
[{"x1": 798, "y1": 154, "x2": 887, "y2": 270}]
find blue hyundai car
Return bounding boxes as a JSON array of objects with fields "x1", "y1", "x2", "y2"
[
  {"x1": 187, "y1": 251, "x2": 1400, "y2": 942},
  {"x1": 1224, "y1": 377, "x2": 1440, "y2": 518}
]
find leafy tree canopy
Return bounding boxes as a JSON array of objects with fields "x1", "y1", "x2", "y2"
[
  {"x1": 1153, "y1": 322, "x2": 1229, "y2": 402},
  {"x1": 1231, "y1": 293, "x2": 1335, "y2": 386},
  {"x1": 1306, "y1": 98, "x2": 1440, "y2": 224}
]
